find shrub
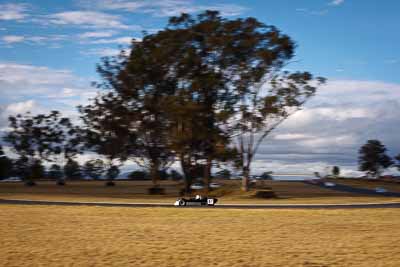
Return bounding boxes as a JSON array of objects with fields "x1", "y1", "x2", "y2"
[
  {"x1": 254, "y1": 190, "x2": 277, "y2": 198},
  {"x1": 148, "y1": 187, "x2": 165, "y2": 195},
  {"x1": 25, "y1": 180, "x2": 36, "y2": 186},
  {"x1": 129, "y1": 170, "x2": 149, "y2": 180},
  {"x1": 105, "y1": 181, "x2": 116, "y2": 186},
  {"x1": 56, "y1": 180, "x2": 66, "y2": 186}
]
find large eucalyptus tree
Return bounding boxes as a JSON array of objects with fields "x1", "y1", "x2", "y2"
[{"x1": 82, "y1": 10, "x2": 325, "y2": 192}]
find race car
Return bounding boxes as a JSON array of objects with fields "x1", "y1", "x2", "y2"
[{"x1": 174, "y1": 195, "x2": 218, "y2": 206}]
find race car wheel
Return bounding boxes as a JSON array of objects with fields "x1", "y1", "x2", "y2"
[{"x1": 179, "y1": 199, "x2": 186, "y2": 206}]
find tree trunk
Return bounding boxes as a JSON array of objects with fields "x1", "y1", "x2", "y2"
[
  {"x1": 150, "y1": 160, "x2": 160, "y2": 188},
  {"x1": 242, "y1": 166, "x2": 250, "y2": 192},
  {"x1": 180, "y1": 155, "x2": 192, "y2": 194},
  {"x1": 203, "y1": 157, "x2": 212, "y2": 193}
]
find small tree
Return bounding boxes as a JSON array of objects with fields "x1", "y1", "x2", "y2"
[
  {"x1": 4, "y1": 113, "x2": 46, "y2": 185},
  {"x1": 105, "y1": 165, "x2": 120, "y2": 186},
  {"x1": 84, "y1": 159, "x2": 105, "y2": 180},
  {"x1": 395, "y1": 154, "x2": 400, "y2": 172},
  {"x1": 30, "y1": 159, "x2": 45, "y2": 183},
  {"x1": 64, "y1": 159, "x2": 82, "y2": 180},
  {"x1": 332, "y1": 166, "x2": 340, "y2": 177},
  {"x1": 79, "y1": 93, "x2": 128, "y2": 187},
  {"x1": 44, "y1": 112, "x2": 83, "y2": 185},
  {"x1": 0, "y1": 145, "x2": 13, "y2": 180},
  {"x1": 215, "y1": 169, "x2": 231, "y2": 180},
  {"x1": 4, "y1": 111, "x2": 81, "y2": 185},
  {"x1": 48, "y1": 164, "x2": 64, "y2": 185},
  {"x1": 13, "y1": 156, "x2": 30, "y2": 182},
  {"x1": 129, "y1": 170, "x2": 149, "y2": 180},
  {"x1": 358, "y1": 140, "x2": 393, "y2": 178},
  {"x1": 260, "y1": 172, "x2": 273, "y2": 180},
  {"x1": 259, "y1": 171, "x2": 273, "y2": 187},
  {"x1": 170, "y1": 170, "x2": 183, "y2": 181}
]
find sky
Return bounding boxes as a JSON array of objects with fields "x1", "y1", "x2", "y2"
[{"x1": 1, "y1": 0, "x2": 400, "y2": 176}]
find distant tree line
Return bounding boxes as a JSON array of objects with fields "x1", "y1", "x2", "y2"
[{"x1": 1, "y1": 11, "x2": 326, "y2": 192}]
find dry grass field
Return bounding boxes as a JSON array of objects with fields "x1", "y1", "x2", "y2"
[
  {"x1": 1, "y1": 180, "x2": 399, "y2": 204},
  {"x1": 1, "y1": 205, "x2": 400, "y2": 267}
]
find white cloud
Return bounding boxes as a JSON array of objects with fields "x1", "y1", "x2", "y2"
[
  {"x1": 0, "y1": 100, "x2": 48, "y2": 132},
  {"x1": 315, "y1": 80, "x2": 400, "y2": 104},
  {"x1": 79, "y1": 0, "x2": 248, "y2": 17},
  {"x1": 0, "y1": 3, "x2": 29, "y2": 21},
  {"x1": 297, "y1": 0, "x2": 343, "y2": 16},
  {"x1": 78, "y1": 30, "x2": 117, "y2": 39},
  {"x1": 252, "y1": 79, "x2": 400, "y2": 173},
  {"x1": 274, "y1": 133, "x2": 311, "y2": 140},
  {"x1": 82, "y1": 48, "x2": 122, "y2": 57},
  {"x1": 87, "y1": 36, "x2": 136, "y2": 44},
  {"x1": 0, "y1": 62, "x2": 94, "y2": 118},
  {"x1": 0, "y1": 62, "x2": 74, "y2": 88},
  {"x1": 81, "y1": 0, "x2": 146, "y2": 11},
  {"x1": 46, "y1": 11, "x2": 130, "y2": 29},
  {"x1": 4, "y1": 100, "x2": 37, "y2": 115},
  {"x1": 1, "y1": 35, "x2": 67, "y2": 46},
  {"x1": 2, "y1": 35, "x2": 25, "y2": 44},
  {"x1": 0, "y1": 62, "x2": 100, "y2": 141},
  {"x1": 299, "y1": 135, "x2": 357, "y2": 148},
  {"x1": 329, "y1": 0, "x2": 345, "y2": 6}
]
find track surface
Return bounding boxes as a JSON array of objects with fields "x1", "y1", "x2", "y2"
[
  {"x1": 1, "y1": 198, "x2": 400, "y2": 209},
  {"x1": 304, "y1": 181, "x2": 400, "y2": 197},
  {"x1": 2, "y1": 181, "x2": 400, "y2": 209}
]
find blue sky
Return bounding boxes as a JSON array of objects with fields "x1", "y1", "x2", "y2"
[
  {"x1": 1, "y1": 0, "x2": 400, "y2": 175},
  {"x1": 1, "y1": 0, "x2": 399, "y2": 82}
]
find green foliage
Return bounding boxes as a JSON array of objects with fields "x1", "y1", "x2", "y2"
[
  {"x1": 48, "y1": 164, "x2": 63, "y2": 180},
  {"x1": 129, "y1": 170, "x2": 149, "y2": 180},
  {"x1": 332, "y1": 166, "x2": 340, "y2": 177},
  {"x1": 358, "y1": 140, "x2": 393, "y2": 178},
  {"x1": 10, "y1": 156, "x2": 45, "y2": 184},
  {"x1": 148, "y1": 187, "x2": 165, "y2": 195},
  {"x1": 169, "y1": 170, "x2": 183, "y2": 181},
  {"x1": 30, "y1": 159, "x2": 45, "y2": 180},
  {"x1": 215, "y1": 169, "x2": 231, "y2": 179},
  {"x1": 395, "y1": 154, "x2": 400, "y2": 171},
  {"x1": 3, "y1": 111, "x2": 82, "y2": 185},
  {"x1": 159, "y1": 169, "x2": 169, "y2": 180},
  {"x1": 79, "y1": 93, "x2": 129, "y2": 175},
  {"x1": 4, "y1": 111, "x2": 81, "y2": 162},
  {"x1": 84, "y1": 159, "x2": 105, "y2": 180},
  {"x1": 64, "y1": 159, "x2": 81, "y2": 180},
  {"x1": 260, "y1": 172, "x2": 273, "y2": 180},
  {"x1": 13, "y1": 156, "x2": 31, "y2": 181},
  {"x1": 152, "y1": 11, "x2": 324, "y2": 191},
  {"x1": 0, "y1": 145, "x2": 13, "y2": 179},
  {"x1": 106, "y1": 165, "x2": 120, "y2": 180}
]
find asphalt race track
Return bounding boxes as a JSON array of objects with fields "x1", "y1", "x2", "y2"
[
  {"x1": 2, "y1": 181, "x2": 400, "y2": 209},
  {"x1": 304, "y1": 181, "x2": 400, "y2": 197},
  {"x1": 1, "y1": 198, "x2": 400, "y2": 209}
]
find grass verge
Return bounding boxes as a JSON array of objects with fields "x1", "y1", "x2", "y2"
[{"x1": 1, "y1": 205, "x2": 400, "y2": 267}]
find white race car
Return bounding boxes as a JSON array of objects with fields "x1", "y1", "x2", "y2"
[{"x1": 174, "y1": 195, "x2": 218, "y2": 206}]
